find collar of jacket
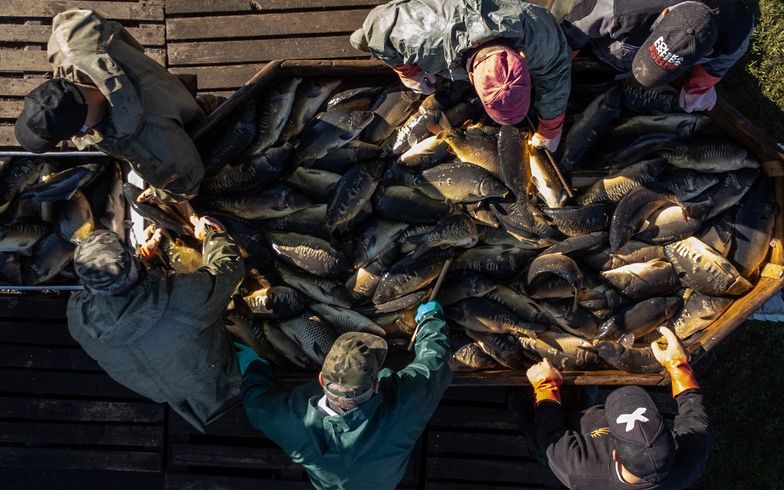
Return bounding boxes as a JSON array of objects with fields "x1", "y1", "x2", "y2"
[{"x1": 308, "y1": 392, "x2": 384, "y2": 432}]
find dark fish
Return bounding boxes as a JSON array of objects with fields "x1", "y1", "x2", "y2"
[
  {"x1": 262, "y1": 321, "x2": 309, "y2": 368},
  {"x1": 404, "y1": 213, "x2": 478, "y2": 254},
  {"x1": 659, "y1": 169, "x2": 720, "y2": 201},
  {"x1": 295, "y1": 110, "x2": 375, "y2": 164},
  {"x1": 485, "y1": 285, "x2": 552, "y2": 324},
  {"x1": 664, "y1": 237, "x2": 752, "y2": 296},
  {"x1": 312, "y1": 140, "x2": 382, "y2": 173},
  {"x1": 399, "y1": 135, "x2": 450, "y2": 167},
  {"x1": 696, "y1": 212, "x2": 735, "y2": 257},
  {"x1": 277, "y1": 263, "x2": 353, "y2": 307},
  {"x1": 635, "y1": 200, "x2": 711, "y2": 245},
  {"x1": 362, "y1": 84, "x2": 421, "y2": 143},
  {"x1": 609, "y1": 114, "x2": 711, "y2": 139},
  {"x1": 100, "y1": 163, "x2": 126, "y2": 236},
  {"x1": 354, "y1": 219, "x2": 408, "y2": 268},
  {"x1": 538, "y1": 331, "x2": 600, "y2": 369},
  {"x1": 699, "y1": 169, "x2": 758, "y2": 220},
  {"x1": 585, "y1": 241, "x2": 665, "y2": 271},
  {"x1": 465, "y1": 330, "x2": 526, "y2": 370},
  {"x1": 596, "y1": 297, "x2": 683, "y2": 341},
  {"x1": 439, "y1": 125, "x2": 500, "y2": 176},
  {"x1": 658, "y1": 141, "x2": 759, "y2": 172},
  {"x1": 490, "y1": 200, "x2": 562, "y2": 240},
  {"x1": 203, "y1": 100, "x2": 257, "y2": 174},
  {"x1": 202, "y1": 144, "x2": 293, "y2": 194},
  {"x1": 124, "y1": 183, "x2": 192, "y2": 236},
  {"x1": 279, "y1": 311, "x2": 338, "y2": 365},
  {"x1": 540, "y1": 301, "x2": 600, "y2": 339},
  {"x1": 730, "y1": 177, "x2": 777, "y2": 280},
  {"x1": 498, "y1": 125, "x2": 527, "y2": 200},
  {"x1": 447, "y1": 297, "x2": 547, "y2": 337},
  {"x1": 0, "y1": 157, "x2": 42, "y2": 215},
  {"x1": 0, "y1": 222, "x2": 52, "y2": 253},
  {"x1": 388, "y1": 94, "x2": 448, "y2": 155},
  {"x1": 0, "y1": 252, "x2": 23, "y2": 284},
  {"x1": 575, "y1": 159, "x2": 666, "y2": 205},
  {"x1": 285, "y1": 167, "x2": 342, "y2": 202},
  {"x1": 592, "y1": 341, "x2": 662, "y2": 374},
  {"x1": 55, "y1": 191, "x2": 94, "y2": 245},
  {"x1": 437, "y1": 271, "x2": 497, "y2": 306},
  {"x1": 266, "y1": 204, "x2": 329, "y2": 240},
  {"x1": 451, "y1": 342, "x2": 502, "y2": 371},
  {"x1": 346, "y1": 247, "x2": 398, "y2": 302},
  {"x1": 23, "y1": 234, "x2": 75, "y2": 284},
  {"x1": 267, "y1": 232, "x2": 350, "y2": 278},
  {"x1": 669, "y1": 289, "x2": 733, "y2": 340},
  {"x1": 527, "y1": 253, "x2": 583, "y2": 310},
  {"x1": 541, "y1": 205, "x2": 609, "y2": 237},
  {"x1": 609, "y1": 186, "x2": 683, "y2": 251},
  {"x1": 248, "y1": 77, "x2": 302, "y2": 155},
  {"x1": 601, "y1": 259, "x2": 680, "y2": 300},
  {"x1": 327, "y1": 86, "x2": 384, "y2": 112},
  {"x1": 373, "y1": 247, "x2": 452, "y2": 304},
  {"x1": 325, "y1": 160, "x2": 386, "y2": 232},
  {"x1": 205, "y1": 184, "x2": 311, "y2": 220},
  {"x1": 601, "y1": 132, "x2": 677, "y2": 167},
  {"x1": 310, "y1": 303, "x2": 385, "y2": 336},
  {"x1": 224, "y1": 315, "x2": 290, "y2": 367},
  {"x1": 357, "y1": 290, "x2": 428, "y2": 315},
  {"x1": 452, "y1": 245, "x2": 530, "y2": 280},
  {"x1": 517, "y1": 336, "x2": 598, "y2": 371},
  {"x1": 373, "y1": 186, "x2": 453, "y2": 224},
  {"x1": 22, "y1": 164, "x2": 101, "y2": 203},
  {"x1": 529, "y1": 144, "x2": 568, "y2": 208},
  {"x1": 417, "y1": 162, "x2": 508, "y2": 202},
  {"x1": 281, "y1": 78, "x2": 342, "y2": 143},
  {"x1": 621, "y1": 81, "x2": 678, "y2": 113},
  {"x1": 243, "y1": 285, "x2": 308, "y2": 318},
  {"x1": 541, "y1": 231, "x2": 608, "y2": 257}
]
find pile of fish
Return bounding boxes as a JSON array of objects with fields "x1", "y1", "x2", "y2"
[{"x1": 0, "y1": 157, "x2": 126, "y2": 285}]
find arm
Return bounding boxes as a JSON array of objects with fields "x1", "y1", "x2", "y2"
[{"x1": 522, "y1": 14, "x2": 572, "y2": 120}]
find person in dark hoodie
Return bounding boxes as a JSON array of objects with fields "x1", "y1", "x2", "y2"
[{"x1": 66, "y1": 218, "x2": 243, "y2": 432}]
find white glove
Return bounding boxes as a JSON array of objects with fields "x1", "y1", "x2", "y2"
[
  {"x1": 393, "y1": 65, "x2": 437, "y2": 95},
  {"x1": 530, "y1": 131, "x2": 562, "y2": 153},
  {"x1": 679, "y1": 86, "x2": 717, "y2": 113}
]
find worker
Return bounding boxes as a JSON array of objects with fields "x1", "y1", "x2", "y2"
[
  {"x1": 66, "y1": 217, "x2": 244, "y2": 433},
  {"x1": 349, "y1": 0, "x2": 572, "y2": 152},
  {"x1": 559, "y1": 0, "x2": 754, "y2": 112},
  {"x1": 14, "y1": 9, "x2": 206, "y2": 221},
  {"x1": 236, "y1": 300, "x2": 452, "y2": 490},
  {"x1": 523, "y1": 327, "x2": 710, "y2": 489}
]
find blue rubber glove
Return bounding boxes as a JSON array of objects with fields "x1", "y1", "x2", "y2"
[
  {"x1": 233, "y1": 341, "x2": 266, "y2": 375},
  {"x1": 416, "y1": 300, "x2": 443, "y2": 323}
]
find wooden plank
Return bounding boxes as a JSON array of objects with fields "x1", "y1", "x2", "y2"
[
  {"x1": 0, "y1": 77, "x2": 49, "y2": 97},
  {"x1": 167, "y1": 36, "x2": 361, "y2": 66},
  {"x1": 0, "y1": 368, "x2": 142, "y2": 398},
  {"x1": 0, "y1": 397, "x2": 163, "y2": 423},
  {"x1": 0, "y1": 469, "x2": 163, "y2": 490},
  {"x1": 441, "y1": 386, "x2": 509, "y2": 404},
  {"x1": 426, "y1": 482, "x2": 557, "y2": 490},
  {"x1": 0, "y1": 321, "x2": 76, "y2": 346},
  {"x1": 2, "y1": 124, "x2": 20, "y2": 147},
  {"x1": 427, "y1": 457, "x2": 561, "y2": 486},
  {"x1": 0, "y1": 24, "x2": 166, "y2": 46},
  {"x1": 165, "y1": 473, "x2": 312, "y2": 490},
  {"x1": 0, "y1": 48, "x2": 166, "y2": 73},
  {"x1": 170, "y1": 406, "x2": 256, "y2": 436},
  {"x1": 2, "y1": 1, "x2": 164, "y2": 21},
  {"x1": 170, "y1": 64, "x2": 264, "y2": 91},
  {"x1": 0, "y1": 100, "x2": 23, "y2": 119},
  {"x1": 166, "y1": 0, "x2": 385, "y2": 14},
  {"x1": 167, "y1": 10, "x2": 369, "y2": 40},
  {"x1": 170, "y1": 443, "x2": 300, "y2": 470},
  {"x1": 0, "y1": 345, "x2": 99, "y2": 371},
  {"x1": 427, "y1": 430, "x2": 535, "y2": 459},
  {"x1": 0, "y1": 447, "x2": 160, "y2": 472},
  {"x1": 429, "y1": 405, "x2": 521, "y2": 431},
  {"x1": 0, "y1": 295, "x2": 68, "y2": 319},
  {"x1": 451, "y1": 370, "x2": 667, "y2": 386},
  {"x1": 0, "y1": 421, "x2": 162, "y2": 447}
]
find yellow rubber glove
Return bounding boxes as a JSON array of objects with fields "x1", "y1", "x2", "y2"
[
  {"x1": 651, "y1": 327, "x2": 700, "y2": 397},
  {"x1": 526, "y1": 358, "x2": 563, "y2": 404}
]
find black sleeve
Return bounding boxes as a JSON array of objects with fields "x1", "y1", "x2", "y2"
[
  {"x1": 535, "y1": 400, "x2": 588, "y2": 488},
  {"x1": 672, "y1": 389, "x2": 712, "y2": 462}
]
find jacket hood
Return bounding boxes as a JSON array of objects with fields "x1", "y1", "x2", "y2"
[{"x1": 67, "y1": 269, "x2": 169, "y2": 346}]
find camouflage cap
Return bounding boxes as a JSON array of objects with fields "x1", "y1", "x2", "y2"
[
  {"x1": 74, "y1": 230, "x2": 135, "y2": 295},
  {"x1": 322, "y1": 332, "x2": 388, "y2": 398}
]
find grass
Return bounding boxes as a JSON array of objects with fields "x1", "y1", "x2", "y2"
[{"x1": 690, "y1": 4, "x2": 784, "y2": 487}]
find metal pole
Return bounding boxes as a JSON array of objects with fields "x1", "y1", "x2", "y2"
[{"x1": 407, "y1": 257, "x2": 453, "y2": 352}]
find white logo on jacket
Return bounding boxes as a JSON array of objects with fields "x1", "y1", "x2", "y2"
[{"x1": 616, "y1": 407, "x2": 649, "y2": 431}]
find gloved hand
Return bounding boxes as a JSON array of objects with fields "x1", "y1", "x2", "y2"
[
  {"x1": 234, "y1": 341, "x2": 266, "y2": 375},
  {"x1": 530, "y1": 113, "x2": 565, "y2": 153},
  {"x1": 679, "y1": 64, "x2": 721, "y2": 113},
  {"x1": 415, "y1": 300, "x2": 443, "y2": 323},
  {"x1": 393, "y1": 64, "x2": 437, "y2": 95},
  {"x1": 138, "y1": 226, "x2": 162, "y2": 260},
  {"x1": 526, "y1": 358, "x2": 562, "y2": 404},
  {"x1": 194, "y1": 215, "x2": 225, "y2": 241},
  {"x1": 651, "y1": 327, "x2": 700, "y2": 397}
]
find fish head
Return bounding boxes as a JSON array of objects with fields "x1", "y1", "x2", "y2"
[{"x1": 592, "y1": 340, "x2": 624, "y2": 360}]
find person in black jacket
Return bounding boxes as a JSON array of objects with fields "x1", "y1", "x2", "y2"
[
  {"x1": 560, "y1": 0, "x2": 753, "y2": 112},
  {"x1": 524, "y1": 326, "x2": 711, "y2": 489}
]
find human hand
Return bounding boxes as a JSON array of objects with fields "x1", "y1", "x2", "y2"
[
  {"x1": 393, "y1": 64, "x2": 437, "y2": 95},
  {"x1": 678, "y1": 85, "x2": 717, "y2": 113},
  {"x1": 651, "y1": 327, "x2": 699, "y2": 397},
  {"x1": 530, "y1": 113, "x2": 565, "y2": 152},
  {"x1": 526, "y1": 358, "x2": 563, "y2": 404},
  {"x1": 530, "y1": 131, "x2": 562, "y2": 153},
  {"x1": 194, "y1": 216, "x2": 225, "y2": 241},
  {"x1": 138, "y1": 226, "x2": 163, "y2": 259},
  {"x1": 415, "y1": 300, "x2": 443, "y2": 323}
]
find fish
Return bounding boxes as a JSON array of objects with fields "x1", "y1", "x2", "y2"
[
  {"x1": 0, "y1": 157, "x2": 43, "y2": 216},
  {"x1": 447, "y1": 297, "x2": 547, "y2": 337},
  {"x1": 224, "y1": 314, "x2": 290, "y2": 367},
  {"x1": 294, "y1": 110, "x2": 375, "y2": 164},
  {"x1": 281, "y1": 78, "x2": 341, "y2": 143},
  {"x1": 658, "y1": 141, "x2": 759, "y2": 172},
  {"x1": 529, "y1": 144, "x2": 568, "y2": 208},
  {"x1": 730, "y1": 177, "x2": 777, "y2": 280},
  {"x1": 527, "y1": 253, "x2": 583, "y2": 309},
  {"x1": 540, "y1": 301, "x2": 600, "y2": 339},
  {"x1": 669, "y1": 289, "x2": 733, "y2": 340},
  {"x1": 248, "y1": 77, "x2": 303, "y2": 154},
  {"x1": 312, "y1": 140, "x2": 382, "y2": 173},
  {"x1": 22, "y1": 163, "x2": 101, "y2": 203},
  {"x1": 277, "y1": 262, "x2": 353, "y2": 308},
  {"x1": 403, "y1": 213, "x2": 478, "y2": 255},
  {"x1": 490, "y1": 200, "x2": 563, "y2": 240},
  {"x1": 465, "y1": 330, "x2": 527, "y2": 370},
  {"x1": 466, "y1": 203, "x2": 502, "y2": 230},
  {"x1": 279, "y1": 311, "x2": 338, "y2": 365},
  {"x1": 325, "y1": 160, "x2": 386, "y2": 232},
  {"x1": 540, "y1": 205, "x2": 608, "y2": 237},
  {"x1": 609, "y1": 114, "x2": 711, "y2": 139},
  {"x1": 696, "y1": 212, "x2": 735, "y2": 257},
  {"x1": 698, "y1": 169, "x2": 758, "y2": 220},
  {"x1": 362, "y1": 84, "x2": 421, "y2": 143},
  {"x1": 559, "y1": 84, "x2": 623, "y2": 176},
  {"x1": 443, "y1": 97, "x2": 484, "y2": 127},
  {"x1": 601, "y1": 259, "x2": 680, "y2": 300},
  {"x1": 575, "y1": 159, "x2": 667, "y2": 205},
  {"x1": 346, "y1": 255, "x2": 390, "y2": 302},
  {"x1": 609, "y1": 186, "x2": 683, "y2": 251},
  {"x1": 162, "y1": 238, "x2": 203, "y2": 274},
  {"x1": 592, "y1": 341, "x2": 662, "y2": 374},
  {"x1": 55, "y1": 190, "x2": 94, "y2": 245},
  {"x1": 203, "y1": 100, "x2": 257, "y2": 175},
  {"x1": 310, "y1": 303, "x2": 386, "y2": 336},
  {"x1": 399, "y1": 135, "x2": 450, "y2": 167},
  {"x1": 416, "y1": 162, "x2": 508, "y2": 203},
  {"x1": 664, "y1": 237, "x2": 753, "y2": 296},
  {"x1": 262, "y1": 321, "x2": 310, "y2": 368},
  {"x1": 206, "y1": 184, "x2": 311, "y2": 220},
  {"x1": 452, "y1": 245, "x2": 531, "y2": 280},
  {"x1": 0, "y1": 252, "x2": 23, "y2": 284},
  {"x1": 244, "y1": 285, "x2": 308, "y2": 318},
  {"x1": 436, "y1": 271, "x2": 497, "y2": 306},
  {"x1": 658, "y1": 169, "x2": 720, "y2": 201},
  {"x1": 124, "y1": 183, "x2": 193, "y2": 236},
  {"x1": 596, "y1": 297, "x2": 683, "y2": 341},
  {"x1": 0, "y1": 222, "x2": 52, "y2": 253},
  {"x1": 202, "y1": 144, "x2": 294, "y2": 194},
  {"x1": 540, "y1": 231, "x2": 608, "y2": 257},
  {"x1": 266, "y1": 204, "x2": 329, "y2": 240},
  {"x1": 373, "y1": 185, "x2": 453, "y2": 224},
  {"x1": 284, "y1": 167, "x2": 342, "y2": 202},
  {"x1": 359, "y1": 289, "x2": 428, "y2": 316},
  {"x1": 450, "y1": 341, "x2": 502, "y2": 371},
  {"x1": 485, "y1": 285, "x2": 552, "y2": 325},
  {"x1": 388, "y1": 94, "x2": 448, "y2": 155},
  {"x1": 100, "y1": 164, "x2": 126, "y2": 236},
  {"x1": 439, "y1": 126, "x2": 501, "y2": 175},
  {"x1": 23, "y1": 234, "x2": 75, "y2": 284},
  {"x1": 601, "y1": 132, "x2": 678, "y2": 167},
  {"x1": 497, "y1": 125, "x2": 527, "y2": 200},
  {"x1": 634, "y1": 200, "x2": 711, "y2": 245},
  {"x1": 372, "y1": 247, "x2": 452, "y2": 304},
  {"x1": 621, "y1": 81, "x2": 678, "y2": 114},
  {"x1": 353, "y1": 219, "x2": 409, "y2": 268},
  {"x1": 267, "y1": 232, "x2": 350, "y2": 278},
  {"x1": 326, "y1": 86, "x2": 384, "y2": 112},
  {"x1": 538, "y1": 331, "x2": 600, "y2": 368},
  {"x1": 517, "y1": 336, "x2": 598, "y2": 370},
  {"x1": 584, "y1": 241, "x2": 665, "y2": 271}
]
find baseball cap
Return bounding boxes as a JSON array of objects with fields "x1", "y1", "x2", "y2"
[
  {"x1": 321, "y1": 332, "x2": 388, "y2": 398},
  {"x1": 467, "y1": 45, "x2": 531, "y2": 125},
  {"x1": 15, "y1": 79, "x2": 89, "y2": 153},
  {"x1": 605, "y1": 386, "x2": 675, "y2": 484},
  {"x1": 74, "y1": 230, "x2": 136, "y2": 296},
  {"x1": 632, "y1": 2, "x2": 719, "y2": 87}
]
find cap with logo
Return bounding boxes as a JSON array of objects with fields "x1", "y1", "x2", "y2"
[
  {"x1": 632, "y1": 2, "x2": 719, "y2": 87},
  {"x1": 467, "y1": 45, "x2": 531, "y2": 125},
  {"x1": 605, "y1": 385, "x2": 675, "y2": 483},
  {"x1": 321, "y1": 332, "x2": 388, "y2": 398},
  {"x1": 74, "y1": 230, "x2": 136, "y2": 296},
  {"x1": 15, "y1": 79, "x2": 88, "y2": 153}
]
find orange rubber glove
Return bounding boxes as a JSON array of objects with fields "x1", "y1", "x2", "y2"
[
  {"x1": 138, "y1": 226, "x2": 162, "y2": 260},
  {"x1": 393, "y1": 64, "x2": 437, "y2": 95},
  {"x1": 526, "y1": 358, "x2": 563, "y2": 404},
  {"x1": 651, "y1": 327, "x2": 700, "y2": 397}
]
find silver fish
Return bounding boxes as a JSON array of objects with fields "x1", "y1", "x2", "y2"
[
  {"x1": 281, "y1": 78, "x2": 341, "y2": 143},
  {"x1": 277, "y1": 263, "x2": 353, "y2": 308},
  {"x1": 601, "y1": 259, "x2": 680, "y2": 300},
  {"x1": 279, "y1": 311, "x2": 338, "y2": 365},
  {"x1": 669, "y1": 289, "x2": 733, "y2": 340},
  {"x1": 310, "y1": 303, "x2": 386, "y2": 336},
  {"x1": 575, "y1": 159, "x2": 666, "y2": 205},
  {"x1": 664, "y1": 237, "x2": 752, "y2": 296},
  {"x1": 267, "y1": 232, "x2": 349, "y2": 278},
  {"x1": 363, "y1": 84, "x2": 421, "y2": 143},
  {"x1": 416, "y1": 162, "x2": 508, "y2": 203},
  {"x1": 249, "y1": 77, "x2": 303, "y2": 154},
  {"x1": 659, "y1": 141, "x2": 759, "y2": 172},
  {"x1": 295, "y1": 110, "x2": 375, "y2": 164},
  {"x1": 207, "y1": 184, "x2": 311, "y2": 220}
]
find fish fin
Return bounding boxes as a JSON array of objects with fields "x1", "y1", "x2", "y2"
[{"x1": 619, "y1": 333, "x2": 635, "y2": 348}]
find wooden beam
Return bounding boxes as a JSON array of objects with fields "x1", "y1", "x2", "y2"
[
  {"x1": 0, "y1": 344, "x2": 100, "y2": 371},
  {"x1": 0, "y1": 24, "x2": 165, "y2": 46},
  {"x1": 170, "y1": 64, "x2": 265, "y2": 91},
  {"x1": 0, "y1": 77, "x2": 49, "y2": 97},
  {"x1": 0, "y1": 421, "x2": 162, "y2": 447},
  {"x1": 0, "y1": 48, "x2": 166, "y2": 73},
  {"x1": 170, "y1": 443, "x2": 300, "y2": 469},
  {"x1": 165, "y1": 0, "x2": 384, "y2": 14},
  {"x1": 165, "y1": 474, "x2": 312, "y2": 490},
  {"x1": 167, "y1": 36, "x2": 361, "y2": 66},
  {"x1": 0, "y1": 368, "x2": 143, "y2": 398},
  {"x1": 426, "y1": 457, "x2": 561, "y2": 485},
  {"x1": 0, "y1": 100, "x2": 23, "y2": 120},
  {"x1": 2, "y1": 1, "x2": 164, "y2": 21},
  {"x1": 167, "y1": 10, "x2": 369, "y2": 40},
  {"x1": 0, "y1": 294, "x2": 68, "y2": 319},
  {"x1": 0, "y1": 397, "x2": 164, "y2": 423},
  {"x1": 0, "y1": 447, "x2": 161, "y2": 472}
]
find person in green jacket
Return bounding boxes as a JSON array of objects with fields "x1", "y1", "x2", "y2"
[
  {"x1": 67, "y1": 217, "x2": 244, "y2": 432},
  {"x1": 350, "y1": 0, "x2": 572, "y2": 152},
  {"x1": 14, "y1": 9, "x2": 205, "y2": 220},
  {"x1": 237, "y1": 300, "x2": 452, "y2": 490}
]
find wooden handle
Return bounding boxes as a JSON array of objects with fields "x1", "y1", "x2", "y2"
[{"x1": 408, "y1": 257, "x2": 453, "y2": 351}]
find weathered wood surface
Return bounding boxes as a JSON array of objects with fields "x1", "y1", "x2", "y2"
[
  {"x1": 166, "y1": 0, "x2": 385, "y2": 14},
  {"x1": 2, "y1": 0, "x2": 164, "y2": 20},
  {"x1": 0, "y1": 24, "x2": 165, "y2": 46}
]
